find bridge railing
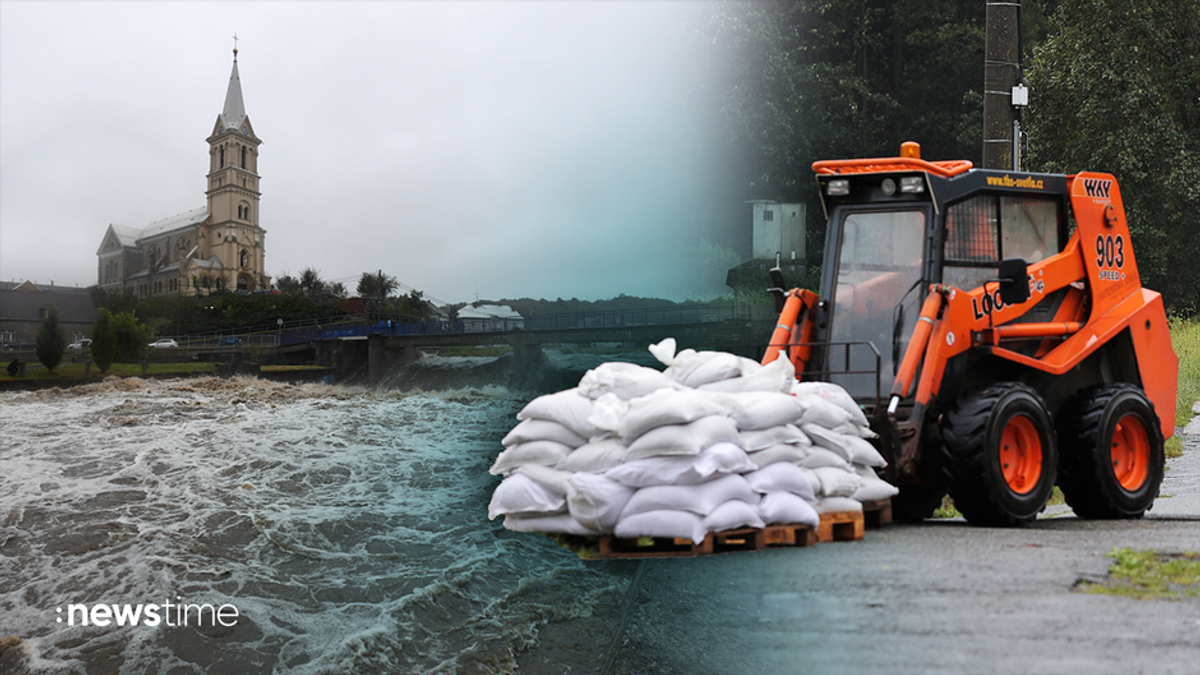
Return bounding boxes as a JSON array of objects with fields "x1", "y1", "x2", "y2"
[{"x1": 186, "y1": 304, "x2": 751, "y2": 347}]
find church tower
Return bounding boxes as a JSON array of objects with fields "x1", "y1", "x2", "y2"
[{"x1": 201, "y1": 44, "x2": 268, "y2": 293}]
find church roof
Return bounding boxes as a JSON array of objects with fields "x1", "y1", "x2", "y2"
[
  {"x1": 109, "y1": 224, "x2": 142, "y2": 248},
  {"x1": 219, "y1": 52, "x2": 247, "y2": 133},
  {"x1": 140, "y1": 206, "x2": 209, "y2": 240}
]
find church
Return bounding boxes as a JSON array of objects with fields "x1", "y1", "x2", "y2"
[{"x1": 96, "y1": 47, "x2": 270, "y2": 297}]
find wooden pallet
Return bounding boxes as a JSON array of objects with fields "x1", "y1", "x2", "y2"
[
  {"x1": 593, "y1": 523, "x2": 817, "y2": 559},
  {"x1": 818, "y1": 510, "x2": 864, "y2": 542},
  {"x1": 861, "y1": 498, "x2": 893, "y2": 529}
]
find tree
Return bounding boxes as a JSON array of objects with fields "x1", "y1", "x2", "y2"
[
  {"x1": 275, "y1": 272, "x2": 301, "y2": 295},
  {"x1": 1025, "y1": 1, "x2": 1200, "y2": 315},
  {"x1": 357, "y1": 271, "x2": 398, "y2": 316},
  {"x1": 35, "y1": 309, "x2": 67, "y2": 373},
  {"x1": 90, "y1": 308, "x2": 118, "y2": 373},
  {"x1": 298, "y1": 268, "x2": 328, "y2": 297},
  {"x1": 111, "y1": 312, "x2": 149, "y2": 363}
]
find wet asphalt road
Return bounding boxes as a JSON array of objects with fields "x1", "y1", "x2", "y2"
[{"x1": 524, "y1": 421, "x2": 1200, "y2": 675}]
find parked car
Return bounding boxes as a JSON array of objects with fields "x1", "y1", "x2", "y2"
[
  {"x1": 149, "y1": 339, "x2": 179, "y2": 349},
  {"x1": 68, "y1": 339, "x2": 93, "y2": 351}
]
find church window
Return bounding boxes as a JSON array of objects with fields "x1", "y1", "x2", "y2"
[
  {"x1": 241, "y1": 145, "x2": 247, "y2": 169},
  {"x1": 220, "y1": 146, "x2": 225, "y2": 167}
]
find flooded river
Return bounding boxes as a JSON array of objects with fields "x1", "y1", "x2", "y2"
[{"x1": 0, "y1": 375, "x2": 635, "y2": 674}]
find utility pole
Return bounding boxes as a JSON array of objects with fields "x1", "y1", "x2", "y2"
[{"x1": 982, "y1": 0, "x2": 1022, "y2": 169}]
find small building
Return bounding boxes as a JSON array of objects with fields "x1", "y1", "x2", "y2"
[
  {"x1": 726, "y1": 201, "x2": 807, "y2": 296},
  {"x1": 457, "y1": 304, "x2": 525, "y2": 332},
  {"x1": 0, "y1": 282, "x2": 97, "y2": 348}
]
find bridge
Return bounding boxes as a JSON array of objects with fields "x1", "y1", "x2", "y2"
[{"x1": 365, "y1": 315, "x2": 775, "y2": 385}]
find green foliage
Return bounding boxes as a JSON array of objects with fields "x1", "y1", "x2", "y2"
[
  {"x1": 1078, "y1": 548, "x2": 1200, "y2": 600},
  {"x1": 358, "y1": 271, "x2": 399, "y2": 316},
  {"x1": 111, "y1": 312, "x2": 149, "y2": 363},
  {"x1": 90, "y1": 308, "x2": 118, "y2": 373},
  {"x1": 34, "y1": 309, "x2": 66, "y2": 373},
  {"x1": 493, "y1": 294, "x2": 682, "y2": 318},
  {"x1": 1171, "y1": 316, "x2": 1200, "y2": 426},
  {"x1": 1026, "y1": 1, "x2": 1200, "y2": 315}
]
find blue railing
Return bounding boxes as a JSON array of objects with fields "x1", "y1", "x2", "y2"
[{"x1": 254, "y1": 304, "x2": 748, "y2": 347}]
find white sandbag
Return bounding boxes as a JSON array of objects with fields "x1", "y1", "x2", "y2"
[
  {"x1": 739, "y1": 424, "x2": 809, "y2": 452},
  {"x1": 516, "y1": 389, "x2": 598, "y2": 439},
  {"x1": 603, "y1": 442, "x2": 755, "y2": 488},
  {"x1": 803, "y1": 424, "x2": 886, "y2": 467},
  {"x1": 800, "y1": 447, "x2": 853, "y2": 470},
  {"x1": 814, "y1": 496, "x2": 863, "y2": 514},
  {"x1": 504, "y1": 513, "x2": 604, "y2": 536},
  {"x1": 842, "y1": 433, "x2": 886, "y2": 467},
  {"x1": 747, "y1": 443, "x2": 811, "y2": 469},
  {"x1": 514, "y1": 464, "x2": 574, "y2": 495},
  {"x1": 791, "y1": 381, "x2": 870, "y2": 427},
  {"x1": 567, "y1": 472, "x2": 636, "y2": 532},
  {"x1": 502, "y1": 419, "x2": 587, "y2": 448},
  {"x1": 794, "y1": 396, "x2": 855, "y2": 429},
  {"x1": 833, "y1": 421, "x2": 879, "y2": 439},
  {"x1": 743, "y1": 462, "x2": 816, "y2": 502},
  {"x1": 664, "y1": 349, "x2": 759, "y2": 388},
  {"x1": 811, "y1": 466, "x2": 865, "y2": 498},
  {"x1": 559, "y1": 438, "x2": 628, "y2": 473},
  {"x1": 578, "y1": 362, "x2": 680, "y2": 400},
  {"x1": 758, "y1": 491, "x2": 820, "y2": 528},
  {"x1": 617, "y1": 388, "x2": 730, "y2": 441},
  {"x1": 488, "y1": 474, "x2": 567, "y2": 519},
  {"x1": 489, "y1": 440, "x2": 573, "y2": 476},
  {"x1": 587, "y1": 393, "x2": 629, "y2": 435},
  {"x1": 691, "y1": 441, "x2": 757, "y2": 479},
  {"x1": 703, "y1": 499, "x2": 766, "y2": 533},
  {"x1": 620, "y1": 474, "x2": 758, "y2": 518},
  {"x1": 709, "y1": 390, "x2": 805, "y2": 430},
  {"x1": 614, "y1": 509, "x2": 708, "y2": 545},
  {"x1": 647, "y1": 337, "x2": 678, "y2": 367},
  {"x1": 624, "y1": 415, "x2": 740, "y2": 460},
  {"x1": 853, "y1": 476, "x2": 900, "y2": 502},
  {"x1": 696, "y1": 352, "x2": 795, "y2": 394}
]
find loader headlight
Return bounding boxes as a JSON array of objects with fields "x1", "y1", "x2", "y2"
[
  {"x1": 826, "y1": 179, "x2": 850, "y2": 196},
  {"x1": 900, "y1": 176, "x2": 925, "y2": 193},
  {"x1": 881, "y1": 178, "x2": 897, "y2": 196}
]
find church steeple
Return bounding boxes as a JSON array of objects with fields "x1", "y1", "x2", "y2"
[
  {"x1": 219, "y1": 44, "x2": 247, "y2": 133},
  {"x1": 202, "y1": 42, "x2": 268, "y2": 294}
]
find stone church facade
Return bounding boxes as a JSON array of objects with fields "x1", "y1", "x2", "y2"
[{"x1": 97, "y1": 48, "x2": 270, "y2": 297}]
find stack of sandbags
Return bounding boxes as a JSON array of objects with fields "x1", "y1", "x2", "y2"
[{"x1": 488, "y1": 339, "x2": 897, "y2": 544}]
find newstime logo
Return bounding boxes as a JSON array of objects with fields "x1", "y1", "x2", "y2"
[{"x1": 56, "y1": 598, "x2": 239, "y2": 628}]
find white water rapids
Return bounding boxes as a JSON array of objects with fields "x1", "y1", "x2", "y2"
[{"x1": 0, "y1": 376, "x2": 633, "y2": 674}]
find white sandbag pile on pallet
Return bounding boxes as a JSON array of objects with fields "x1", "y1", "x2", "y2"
[{"x1": 488, "y1": 338, "x2": 898, "y2": 545}]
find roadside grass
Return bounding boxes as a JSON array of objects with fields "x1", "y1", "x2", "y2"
[
  {"x1": 1167, "y1": 316, "x2": 1200, "y2": 459},
  {"x1": 1076, "y1": 548, "x2": 1200, "y2": 600}
]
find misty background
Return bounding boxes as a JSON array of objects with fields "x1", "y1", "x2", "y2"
[{"x1": 0, "y1": 2, "x2": 747, "y2": 304}]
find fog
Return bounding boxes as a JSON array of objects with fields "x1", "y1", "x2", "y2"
[{"x1": 0, "y1": 2, "x2": 745, "y2": 304}]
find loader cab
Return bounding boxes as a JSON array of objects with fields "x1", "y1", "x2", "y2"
[{"x1": 812, "y1": 152, "x2": 1070, "y2": 409}]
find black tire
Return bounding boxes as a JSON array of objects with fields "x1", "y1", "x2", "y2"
[
  {"x1": 941, "y1": 382, "x2": 1058, "y2": 526},
  {"x1": 1056, "y1": 384, "x2": 1165, "y2": 519},
  {"x1": 891, "y1": 485, "x2": 947, "y2": 523}
]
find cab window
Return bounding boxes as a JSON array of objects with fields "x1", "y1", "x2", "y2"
[{"x1": 943, "y1": 195, "x2": 1059, "y2": 290}]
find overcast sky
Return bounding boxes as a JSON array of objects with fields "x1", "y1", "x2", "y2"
[{"x1": 0, "y1": 2, "x2": 746, "y2": 305}]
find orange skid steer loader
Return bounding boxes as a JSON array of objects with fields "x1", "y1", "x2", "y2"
[{"x1": 764, "y1": 142, "x2": 1178, "y2": 526}]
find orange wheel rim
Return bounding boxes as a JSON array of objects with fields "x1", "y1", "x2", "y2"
[
  {"x1": 1000, "y1": 414, "x2": 1042, "y2": 494},
  {"x1": 1111, "y1": 414, "x2": 1150, "y2": 491}
]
